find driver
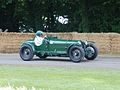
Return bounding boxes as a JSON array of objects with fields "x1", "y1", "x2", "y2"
[{"x1": 34, "y1": 31, "x2": 45, "y2": 46}]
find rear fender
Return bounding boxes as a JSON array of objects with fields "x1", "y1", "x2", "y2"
[{"x1": 21, "y1": 43, "x2": 35, "y2": 53}]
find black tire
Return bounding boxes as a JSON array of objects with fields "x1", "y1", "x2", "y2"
[
  {"x1": 85, "y1": 44, "x2": 98, "y2": 60},
  {"x1": 19, "y1": 44, "x2": 34, "y2": 61},
  {"x1": 68, "y1": 46, "x2": 84, "y2": 63}
]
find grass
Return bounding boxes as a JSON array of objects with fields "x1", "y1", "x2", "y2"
[
  {"x1": 0, "y1": 86, "x2": 36, "y2": 90},
  {"x1": 0, "y1": 66, "x2": 120, "y2": 90}
]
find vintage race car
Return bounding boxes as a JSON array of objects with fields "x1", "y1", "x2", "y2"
[{"x1": 19, "y1": 33, "x2": 98, "y2": 63}]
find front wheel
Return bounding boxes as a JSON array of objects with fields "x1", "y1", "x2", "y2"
[
  {"x1": 85, "y1": 44, "x2": 98, "y2": 60},
  {"x1": 68, "y1": 46, "x2": 84, "y2": 63},
  {"x1": 19, "y1": 44, "x2": 34, "y2": 61}
]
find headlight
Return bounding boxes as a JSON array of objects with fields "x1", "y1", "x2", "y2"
[
  {"x1": 78, "y1": 41, "x2": 81, "y2": 44},
  {"x1": 84, "y1": 41, "x2": 88, "y2": 45}
]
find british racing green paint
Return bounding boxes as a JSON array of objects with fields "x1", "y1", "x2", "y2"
[
  {"x1": 20, "y1": 35, "x2": 98, "y2": 62},
  {"x1": 21, "y1": 37, "x2": 85, "y2": 56}
]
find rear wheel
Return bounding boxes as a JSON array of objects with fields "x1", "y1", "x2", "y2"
[
  {"x1": 19, "y1": 44, "x2": 34, "y2": 61},
  {"x1": 68, "y1": 46, "x2": 84, "y2": 63},
  {"x1": 85, "y1": 44, "x2": 98, "y2": 60}
]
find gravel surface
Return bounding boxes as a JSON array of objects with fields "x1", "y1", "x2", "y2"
[{"x1": 0, "y1": 54, "x2": 120, "y2": 69}]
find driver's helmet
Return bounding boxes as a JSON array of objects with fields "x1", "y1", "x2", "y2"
[{"x1": 35, "y1": 30, "x2": 44, "y2": 37}]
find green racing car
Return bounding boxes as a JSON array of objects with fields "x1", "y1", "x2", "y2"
[{"x1": 19, "y1": 31, "x2": 98, "y2": 63}]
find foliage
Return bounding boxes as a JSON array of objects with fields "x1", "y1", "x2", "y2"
[{"x1": 0, "y1": 0, "x2": 120, "y2": 33}]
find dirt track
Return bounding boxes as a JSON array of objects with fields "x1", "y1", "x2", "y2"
[{"x1": 0, "y1": 54, "x2": 120, "y2": 70}]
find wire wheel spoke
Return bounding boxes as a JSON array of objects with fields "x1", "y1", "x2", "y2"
[{"x1": 72, "y1": 49, "x2": 81, "y2": 59}]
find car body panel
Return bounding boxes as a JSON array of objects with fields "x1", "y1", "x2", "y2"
[{"x1": 21, "y1": 36, "x2": 94, "y2": 57}]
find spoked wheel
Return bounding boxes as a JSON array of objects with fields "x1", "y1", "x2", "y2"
[
  {"x1": 19, "y1": 44, "x2": 34, "y2": 61},
  {"x1": 85, "y1": 44, "x2": 98, "y2": 60},
  {"x1": 69, "y1": 46, "x2": 84, "y2": 63}
]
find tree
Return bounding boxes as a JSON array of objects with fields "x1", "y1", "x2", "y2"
[{"x1": 0, "y1": 0, "x2": 120, "y2": 33}]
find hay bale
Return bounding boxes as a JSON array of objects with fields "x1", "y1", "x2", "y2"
[{"x1": 0, "y1": 32, "x2": 120, "y2": 54}]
